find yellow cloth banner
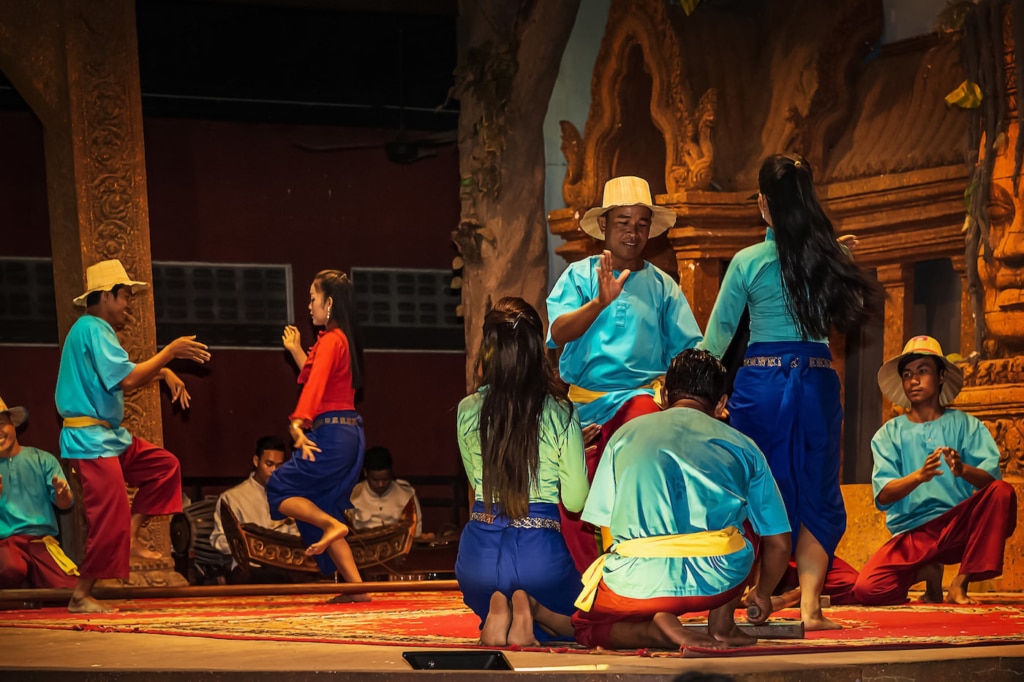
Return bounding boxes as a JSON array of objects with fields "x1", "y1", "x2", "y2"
[
  {"x1": 63, "y1": 416, "x2": 112, "y2": 429},
  {"x1": 575, "y1": 526, "x2": 746, "y2": 611},
  {"x1": 944, "y1": 80, "x2": 982, "y2": 109},
  {"x1": 568, "y1": 377, "x2": 665, "y2": 407},
  {"x1": 32, "y1": 536, "x2": 80, "y2": 576}
]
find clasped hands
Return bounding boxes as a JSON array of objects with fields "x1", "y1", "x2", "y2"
[{"x1": 919, "y1": 446, "x2": 964, "y2": 482}]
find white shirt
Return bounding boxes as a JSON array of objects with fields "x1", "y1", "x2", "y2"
[
  {"x1": 349, "y1": 478, "x2": 422, "y2": 536},
  {"x1": 209, "y1": 474, "x2": 300, "y2": 555}
]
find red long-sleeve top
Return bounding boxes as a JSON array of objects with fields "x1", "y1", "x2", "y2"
[{"x1": 289, "y1": 329, "x2": 356, "y2": 425}]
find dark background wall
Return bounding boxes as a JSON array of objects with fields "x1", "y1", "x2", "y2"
[{"x1": 0, "y1": 111, "x2": 466, "y2": 533}]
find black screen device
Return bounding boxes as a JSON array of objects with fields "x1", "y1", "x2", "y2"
[{"x1": 402, "y1": 650, "x2": 512, "y2": 670}]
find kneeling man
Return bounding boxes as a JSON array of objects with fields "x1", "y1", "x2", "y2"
[
  {"x1": 854, "y1": 336, "x2": 1017, "y2": 606},
  {"x1": 572, "y1": 349, "x2": 791, "y2": 650}
]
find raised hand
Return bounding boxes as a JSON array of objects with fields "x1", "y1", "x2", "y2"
[
  {"x1": 942, "y1": 447, "x2": 964, "y2": 477},
  {"x1": 918, "y1": 448, "x2": 944, "y2": 483},
  {"x1": 282, "y1": 325, "x2": 302, "y2": 354},
  {"x1": 596, "y1": 250, "x2": 630, "y2": 308},
  {"x1": 166, "y1": 336, "x2": 211, "y2": 364},
  {"x1": 52, "y1": 475, "x2": 73, "y2": 507}
]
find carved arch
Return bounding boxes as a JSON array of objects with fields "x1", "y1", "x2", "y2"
[{"x1": 560, "y1": 0, "x2": 717, "y2": 217}]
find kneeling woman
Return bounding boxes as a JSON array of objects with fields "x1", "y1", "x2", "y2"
[{"x1": 456, "y1": 297, "x2": 589, "y2": 646}]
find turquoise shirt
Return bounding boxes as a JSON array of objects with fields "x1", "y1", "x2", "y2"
[
  {"x1": 457, "y1": 389, "x2": 589, "y2": 513},
  {"x1": 700, "y1": 230, "x2": 826, "y2": 358},
  {"x1": 871, "y1": 409, "x2": 1002, "y2": 536},
  {"x1": 546, "y1": 257, "x2": 703, "y2": 426},
  {"x1": 583, "y1": 407, "x2": 790, "y2": 599},
  {"x1": 55, "y1": 315, "x2": 135, "y2": 459},
  {"x1": 0, "y1": 447, "x2": 69, "y2": 538}
]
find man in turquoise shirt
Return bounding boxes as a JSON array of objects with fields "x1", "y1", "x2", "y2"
[
  {"x1": 55, "y1": 259, "x2": 210, "y2": 613},
  {"x1": 854, "y1": 336, "x2": 1016, "y2": 606},
  {"x1": 547, "y1": 176, "x2": 702, "y2": 573},
  {"x1": 571, "y1": 349, "x2": 791, "y2": 651},
  {"x1": 0, "y1": 396, "x2": 77, "y2": 588}
]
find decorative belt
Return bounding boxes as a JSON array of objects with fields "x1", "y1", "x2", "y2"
[
  {"x1": 311, "y1": 415, "x2": 360, "y2": 429},
  {"x1": 743, "y1": 356, "x2": 831, "y2": 369},
  {"x1": 470, "y1": 511, "x2": 561, "y2": 531},
  {"x1": 63, "y1": 416, "x2": 112, "y2": 429},
  {"x1": 568, "y1": 376, "x2": 665, "y2": 407}
]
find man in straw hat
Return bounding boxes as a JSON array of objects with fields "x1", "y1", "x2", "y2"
[
  {"x1": 56, "y1": 259, "x2": 211, "y2": 613},
  {"x1": 0, "y1": 396, "x2": 78, "y2": 589},
  {"x1": 547, "y1": 176, "x2": 702, "y2": 573},
  {"x1": 853, "y1": 336, "x2": 1017, "y2": 606}
]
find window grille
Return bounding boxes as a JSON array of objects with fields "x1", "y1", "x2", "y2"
[{"x1": 351, "y1": 267, "x2": 463, "y2": 351}]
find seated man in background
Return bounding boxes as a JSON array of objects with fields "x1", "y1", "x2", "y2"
[
  {"x1": 854, "y1": 336, "x2": 1017, "y2": 606},
  {"x1": 209, "y1": 435, "x2": 300, "y2": 581},
  {"x1": 572, "y1": 350, "x2": 791, "y2": 651},
  {"x1": 349, "y1": 446, "x2": 431, "y2": 540},
  {"x1": 0, "y1": 396, "x2": 78, "y2": 589}
]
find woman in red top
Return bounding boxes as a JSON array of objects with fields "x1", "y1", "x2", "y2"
[{"x1": 268, "y1": 269, "x2": 367, "y2": 599}]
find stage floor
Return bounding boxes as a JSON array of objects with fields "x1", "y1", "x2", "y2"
[
  {"x1": 2, "y1": 628, "x2": 1023, "y2": 680},
  {"x1": 2, "y1": 590, "x2": 1023, "y2": 680}
]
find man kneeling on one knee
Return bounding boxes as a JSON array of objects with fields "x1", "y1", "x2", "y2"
[
  {"x1": 571, "y1": 349, "x2": 792, "y2": 650},
  {"x1": 854, "y1": 336, "x2": 1017, "y2": 606}
]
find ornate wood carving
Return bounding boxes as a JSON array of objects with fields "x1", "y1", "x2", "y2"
[{"x1": 0, "y1": 0, "x2": 179, "y2": 587}]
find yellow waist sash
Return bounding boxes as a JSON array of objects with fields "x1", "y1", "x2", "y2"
[
  {"x1": 31, "y1": 536, "x2": 80, "y2": 576},
  {"x1": 568, "y1": 376, "x2": 665, "y2": 407},
  {"x1": 63, "y1": 417, "x2": 112, "y2": 429},
  {"x1": 574, "y1": 526, "x2": 746, "y2": 611}
]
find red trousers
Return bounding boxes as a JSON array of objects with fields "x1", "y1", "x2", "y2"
[
  {"x1": 0, "y1": 535, "x2": 77, "y2": 589},
  {"x1": 853, "y1": 480, "x2": 1017, "y2": 606},
  {"x1": 572, "y1": 577, "x2": 746, "y2": 649},
  {"x1": 75, "y1": 437, "x2": 182, "y2": 580},
  {"x1": 559, "y1": 395, "x2": 661, "y2": 574}
]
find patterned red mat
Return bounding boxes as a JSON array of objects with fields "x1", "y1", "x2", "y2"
[{"x1": 2, "y1": 591, "x2": 1022, "y2": 658}]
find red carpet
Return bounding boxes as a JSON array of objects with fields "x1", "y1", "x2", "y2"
[{"x1": 2, "y1": 591, "x2": 1022, "y2": 657}]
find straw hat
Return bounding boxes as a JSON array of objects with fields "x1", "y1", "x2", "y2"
[
  {"x1": 73, "y1": 259, "x2": 149, "y2": 307},
  {"x1": 579, "y1": 176, "x2": 677, "y2": 240},
  {"x1": 877, "y1": 335, "x2": 963, "y2": 409},
  {"x1": 0, "y1": 396, "x2": 28, "y2": 428}
]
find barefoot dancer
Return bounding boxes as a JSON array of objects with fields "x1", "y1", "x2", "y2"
[
  {"x1": 853, "y1": 336, "x2": 1017, "y2": 606},
  {"x1": 268, "y1": 270, "x2": 368, "y2": 601},
  {"x1": 56, "y1": 260, "x2": 209, "y2": 613},
  {"x1": 572, "y1": 350, "x2": 791, "y2": 651},
  {"x1": 699, "y1": 154, "x2": 881, "y2": 630},
  {"x1": 456, "y1": 298, "x2": 589, "y2": 646}
]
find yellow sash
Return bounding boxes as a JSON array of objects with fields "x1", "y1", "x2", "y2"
[
  {"x1": 31, "y1": 536, "x2": 80, "y2": 576},
  {"x1": 574, "y1": 526, "x2": 747, "y2": 611},
  {"x1": 63, "y1": 416, "x2": 112, "y2": 429},
  {"x1": 568, "y1": 377, "x2": 665, "y2": 407}
]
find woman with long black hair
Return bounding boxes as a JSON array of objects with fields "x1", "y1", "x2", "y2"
[
  {"x1": 455, "y1": 297, "x2": 589, "y2": 646},
  {"x1": 700, "y1": 154, "x2": 880, "y2": 630}
]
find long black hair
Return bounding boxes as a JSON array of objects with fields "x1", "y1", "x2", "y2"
[
  {"x1": 476, "y1": 297, "x2": 570, "y2": 519},
  {"x1": 313, "y1": 269, "x2": 364, "y2": 391},
  {"x1": 759, "y1": 154, "x2": 881, "y2": 339}
]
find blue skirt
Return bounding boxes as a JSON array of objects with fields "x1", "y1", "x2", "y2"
[
  {"x1": 456, "y1": 501, "x2": 581, "y2": 642},
  {"x1": 728, "y1": 341, "x2": 846, "y2": 558},
  {"x1": 266, "y1": 410, "x2": 365, "y2": 575}
]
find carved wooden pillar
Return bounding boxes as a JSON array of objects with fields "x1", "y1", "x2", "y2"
[
  {"x1": 0, "y1": 0, "x2": 184, "y2": 587},
  {"x1": 676, "y1": 257, "x2": 721, "y2": 331},
  {"x1": 950, "y1": 254, "x2": 976, "y2": 358},
  {"x1": 875, "y1": 263, "x2": 914, "y2": 418}
]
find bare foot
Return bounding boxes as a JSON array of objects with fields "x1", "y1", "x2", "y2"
[
  {"x1": 68, "y1": 595, "x2": 117, "y2": 614},
  {"x1": 944, "y1": 587, "x2": 977, "y2": 605},
  {"x1": 480, "y1": 592, "x2": 511, "y2": 646},
  {"x1": 130, "y1": 544, "x2": 161, "y2": 561},
  {"x1": 652, "y1": 612, "x2": 725, "y2": 650},
  {"x1": 803, "y1": 612, "x2": 842, "y2": 631},
  {"x1": 916, "y1": 562, "x2": 943, "y2": 603},
  {"x1": 507, "y1": 590, "x2": 539, "y2": 647},
  {"x1": 769, "y1": 586, "x2": 801, "y2": 611},
  {"x1": 712, "y1": 623, "x2": 758, "y2": 647},
  {"x1": 326, "y1": 593, "x2": 371, "y2": 604},
  {"x1": 306, "y1": 521, "x2": 349, "y2": 556}
]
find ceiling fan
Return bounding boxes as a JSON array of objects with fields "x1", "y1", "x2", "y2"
[{"x1": 293, "y1": 26, "x2": 457, "y2": 164}]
